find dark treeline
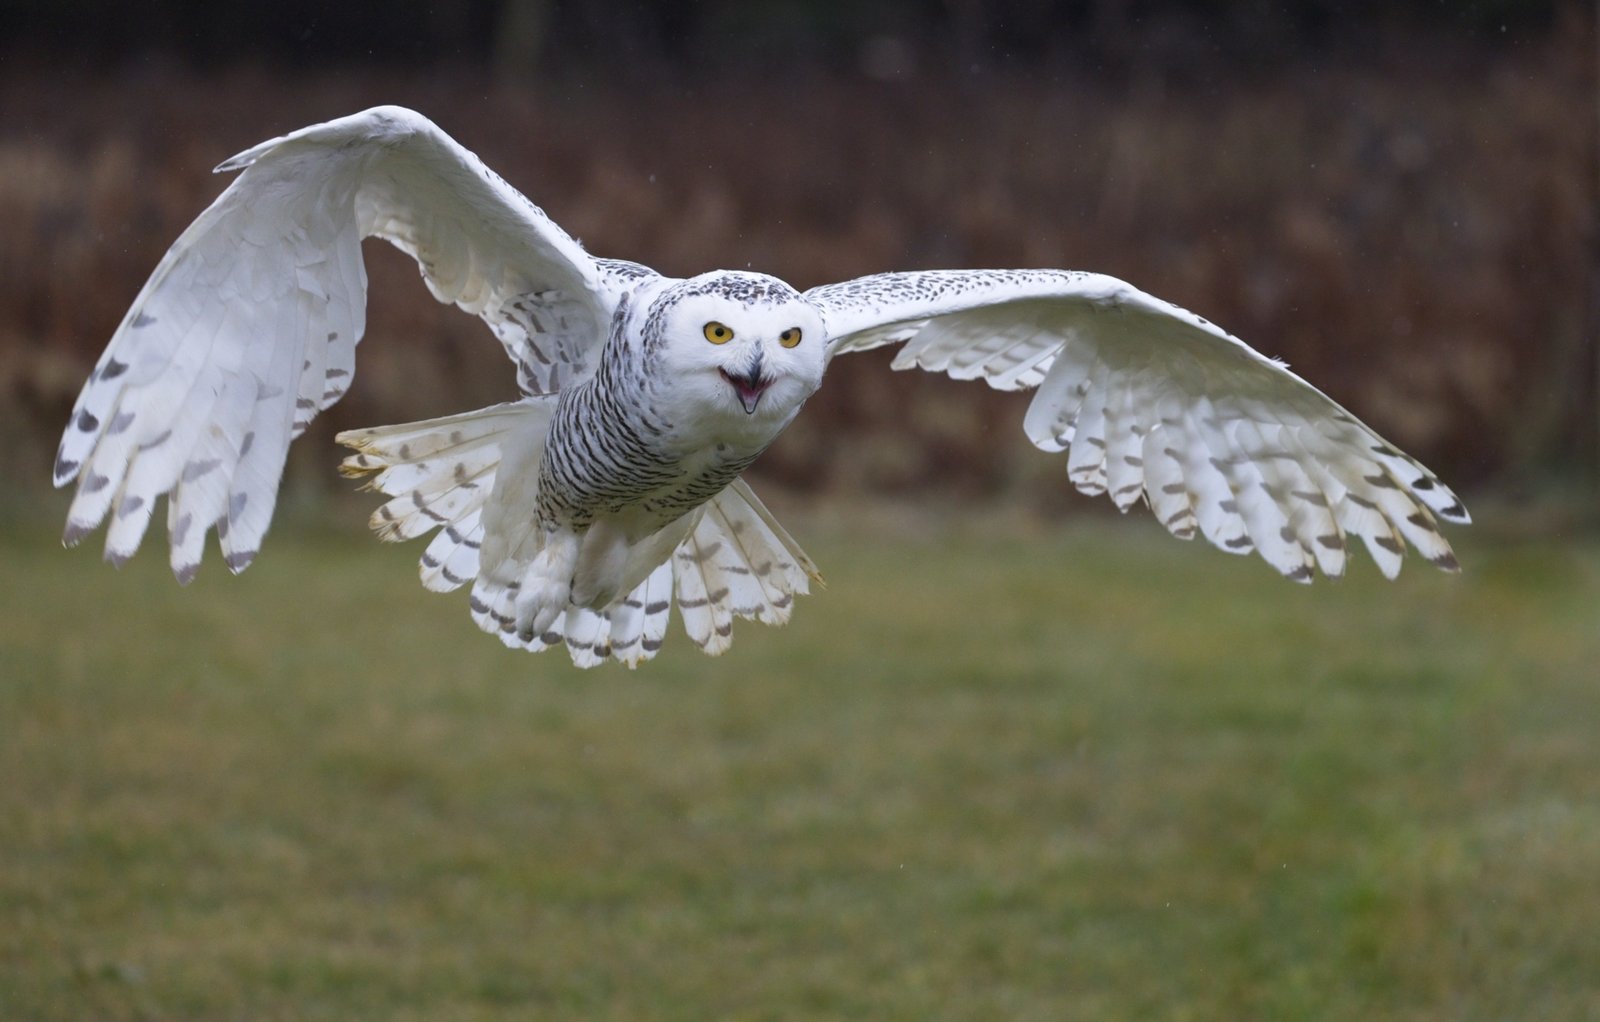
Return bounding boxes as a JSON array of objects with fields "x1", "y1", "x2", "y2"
[{"x1": 1, "y1": 0, "x2": 1562, "y2": 77}]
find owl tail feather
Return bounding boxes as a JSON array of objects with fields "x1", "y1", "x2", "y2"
[
  {"x1": 472, "y1": 479, "x2": 821, "y2": 669},
  {"x1": 338, "y1": 400, "x2": 819, "y2": 668},
  {"x1": 336, "y1": 398, "x2": 556, "y2": 593}
]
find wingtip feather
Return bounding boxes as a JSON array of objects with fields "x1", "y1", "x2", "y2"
[
  {"x1": 53, "y1": 452, "x2": 82, "y2": 488},
  {"x1": 224, "y1": 548, "x2": 257, "y2": 574}
]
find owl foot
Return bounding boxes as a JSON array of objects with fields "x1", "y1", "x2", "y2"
[{"x1": 513, "y1": 531, "x2": 580, "y2": 641}]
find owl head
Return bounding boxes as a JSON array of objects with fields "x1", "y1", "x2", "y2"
[{"x1": 643, "y1": 271, "x2": 827, "y2": 441}]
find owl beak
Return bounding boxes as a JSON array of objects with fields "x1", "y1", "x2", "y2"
[{"x1": 720, "y1": 349, "x2": 770, "y2": 415}]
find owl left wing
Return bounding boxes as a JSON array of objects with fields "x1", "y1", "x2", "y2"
[
  {"x1": 811, "y1": 269, "x2": 1468, "y2": 581},
  {"x1": 54, "y1": 106, "x2": 620, "y2": 582}
]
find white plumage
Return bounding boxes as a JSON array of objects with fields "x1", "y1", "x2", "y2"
[{"x1": 54, "y1": 106, "x2": 1469, "y2": 668}]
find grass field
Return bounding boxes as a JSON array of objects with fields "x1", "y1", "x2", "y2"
[{"x1": 2, "y1": 507, "x2": 1597, "y2": 1020}]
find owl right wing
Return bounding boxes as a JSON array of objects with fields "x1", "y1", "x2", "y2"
[
  {"x1": 54, "y1": 106, "x2": 623, "y2": 582},
  {"x1": 814, "y1": 269, "x2": 1468, "y2": 582}
]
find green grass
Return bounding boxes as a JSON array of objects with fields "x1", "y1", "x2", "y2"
[{"x1": 2, "y1": 510, "x2": 1598, "y2": 1020}]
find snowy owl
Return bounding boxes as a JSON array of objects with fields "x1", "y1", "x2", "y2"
[{"x1": 54, "y1": 106, "x2": 1468, "y2": 668}]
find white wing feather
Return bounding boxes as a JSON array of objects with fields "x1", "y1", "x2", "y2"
[
  {"x1": 674, "y1": 479, "x2": 819, "y2": 657},
  {"x1": 813, "y1": 269, "x2": 1467, "y2": 580},
  {"x1": 54, "y1": 106, "x2": 609, "y2": 581}
]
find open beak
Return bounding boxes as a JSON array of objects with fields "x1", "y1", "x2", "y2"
[{"x1": 720, "y1": 350, "x2": 770, "y2": 415}]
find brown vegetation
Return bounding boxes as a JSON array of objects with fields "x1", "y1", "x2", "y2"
[{"x1": 1, "y1": 27, "x2": 1593, "y2": 505}]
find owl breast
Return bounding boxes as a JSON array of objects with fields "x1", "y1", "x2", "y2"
[{"x1": 532, "y1": 366, "x2": 769, "y2": 538}]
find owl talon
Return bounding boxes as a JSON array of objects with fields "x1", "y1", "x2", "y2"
[{"x1": 512, "y1": 532, "x2": 579, "y2": 638}]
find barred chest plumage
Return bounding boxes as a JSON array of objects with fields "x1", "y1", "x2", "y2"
[
  {"x1": 531, "y1": 284, "x2": 803, "y2": 537},
  {"x1": 534, "y1": 373, "x2": 765, "y2": 533}
]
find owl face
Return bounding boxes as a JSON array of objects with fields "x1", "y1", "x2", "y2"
[{"x1": 648, "y1": 271, "x2": 827, "y2": 440}]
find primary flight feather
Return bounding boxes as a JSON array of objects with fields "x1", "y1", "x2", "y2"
[{"x1": 55, "y1": 106, "x2": 1469, "y2": 667}]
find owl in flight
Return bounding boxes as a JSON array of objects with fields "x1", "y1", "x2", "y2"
[{"x1": 54, "y1": 107, "x2": 1468, "y2": 668}]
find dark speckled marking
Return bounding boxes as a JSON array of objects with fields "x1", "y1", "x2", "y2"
[
  {"x1": 76, "y1": 410, "x2": 99, "y2": 432},
  {"x1": 1405, "y1": 512, "x2": 1438, "y2": 532},
  {"x1": 132, "y1": 311, "x2": 157, "y2": 328},
  {"x1": 182, "y1": 458, "x2": 222, "y2": 483}
]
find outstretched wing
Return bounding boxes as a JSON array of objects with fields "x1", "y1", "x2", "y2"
[
  {"x1": 54, "y1": 105, "x2": 615, "y2": 582},
  {"x1": 812, "y1": 269, "x2": 1468, "y2": 581}
]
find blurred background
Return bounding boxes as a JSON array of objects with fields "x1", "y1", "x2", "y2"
[
  {"x1": 4, "y1": 4, "x2": 1600, "y2": 1020},
  {"x1": 1, "y1": 0, "x2": 1595, "y2": 508}
]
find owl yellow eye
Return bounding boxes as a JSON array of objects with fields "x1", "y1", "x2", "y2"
[
  {"x1": 779, "y1": 327, "x2": 803, "y2": 348},
  {"x1": 703, "y1": 321, "x2": 733, "y2": 345}
]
